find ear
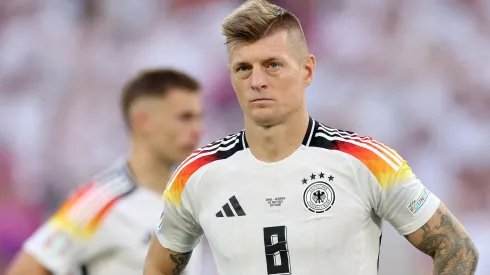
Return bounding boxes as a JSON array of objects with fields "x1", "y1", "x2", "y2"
[
  {"x1": 131, "y1": 111, "x2": 150, "y2": 134},
  {"x1": 303, "y1": 54, "x2": 316, "y2": 87}
]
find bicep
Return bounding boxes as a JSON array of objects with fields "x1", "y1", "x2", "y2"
[
  {"x1": 404, "y1": 204, "x2": 478, "y2": 268},
  {"x1": 144, "y1": 234, "x2": 193, "y2": 275},
  {"x1": 6, "y1": 251, "x2": 51, "y2": 275}
]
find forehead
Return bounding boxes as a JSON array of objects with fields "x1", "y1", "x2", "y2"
[
  {"x1": 152, "y1": 89, "x2": 202, "y2": 112},
  {"x1": 229, "y1": 30, "x2": 293, "y2": 65}
]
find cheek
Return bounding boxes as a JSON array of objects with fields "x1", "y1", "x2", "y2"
[
  {"x1": 174, "y1": 128, "x2": 187, "y2": 142},
  {"x1": 232, "y1": 78, "x2": 247, "y2": 95},
  {"x1": 278, "y1": 77, "x2": 302, "y2": 102},
  {"x1": 158, "y1": 131, "x2": 182, "y2": 153},
  {"x1": 152, "y1": 129, "x2": 170, "y2": 146},
  {"x1": 151, "y1": 120, "x2": 173, "y2": 142},
  {"x1": 173, "y1": 125, "x2": 194, "y2": 144},
  {"x1": 232, "y1": 84, "x2": 250, "y2": 107}
]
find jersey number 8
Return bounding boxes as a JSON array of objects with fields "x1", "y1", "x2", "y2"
[{"x1": 263, "y1": 226, "x2": 291, "y2": 275}]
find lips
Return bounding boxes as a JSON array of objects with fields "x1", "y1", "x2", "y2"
[{"x1": 250, "y1": 98, "x2": 272, "y2": 103}]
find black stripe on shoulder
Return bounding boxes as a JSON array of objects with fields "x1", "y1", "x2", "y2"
[
  {"x1": 194, "y1": 131, "x2": 247, "y2": 161},
  {"x1": 201, "y1": 132, "x2": 241, "y2": 150},
  {"x1": 92, "y1": 165, "x2": 138, "y2": 199},
  {"x1": 308, "y1": 121, "x2": 357, "y2": 150},
  {"x1": 214, "y1": 131, "x2": 247, "y2": 160}
]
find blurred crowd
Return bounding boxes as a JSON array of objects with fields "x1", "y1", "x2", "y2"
[{"x1": 0, "y1": 0, "x2": 489, "y2": 274}]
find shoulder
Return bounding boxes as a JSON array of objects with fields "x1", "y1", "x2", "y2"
[
  {"x1": 310, "y1": 121, "x2": 404, "y2": 170},
  {"x1": 164, "y1": 131, "x2": 246, "y2": 205},
  {"x1": 49, "y1": 163, "x2": 136, "y2": 239},
  {"x1": 89, "y1": 162, "x2": 137, "y2": 202},
  {"x1": 309, "y1": 119, "x2": 412, "y2": 187}
]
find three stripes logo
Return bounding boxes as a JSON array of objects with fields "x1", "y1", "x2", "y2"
[{"x1": 216, "y1": 196, "x2": 246, "y2": 217}]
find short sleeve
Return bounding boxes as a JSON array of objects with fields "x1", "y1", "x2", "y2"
[
  {"x1": 338, "y1": 137, "x2": 441, "y2": 236},
  {"x1": 23, "y1": 183, "x2": 118, "y2": 273},
  {"x1": 367, "y1": 161, "x2": 441, "y2": 235},
  {"x1": 155, "y1": 162, "x2": 208, "y2": 253}
]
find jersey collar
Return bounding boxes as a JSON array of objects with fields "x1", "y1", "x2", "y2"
[{"x1": 241, "y1": 116, "x2": 316, "y2": 149}]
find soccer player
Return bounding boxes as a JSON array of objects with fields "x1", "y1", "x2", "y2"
[
  {"x1": 144, "y1": 1, "x2": 479, "y2": 275},
  {"x1": 7, "y1": 69, "x2": 207, "y2": 275}
]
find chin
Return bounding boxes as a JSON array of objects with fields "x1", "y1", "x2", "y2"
[{"x1": 249, "y1": 110, "x2": 281, "y2": 126}]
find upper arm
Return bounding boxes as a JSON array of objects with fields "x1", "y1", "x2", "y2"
[
  {"x1": 6, "y1": 251, "x2": 50, "y2": 275},
  {"x1": 148, "y1": 155, "x2": 211, "y2": 274},
  {"x1": 144, "y1": 234, "x2": 193, "y2": 275},
  {"x1": 340, "y1": 137, "x2": 440, "y2": 234},
  {"x1": 10, "y1": 183, "x2": 119, "y2": 274},
  {"x1": 338, "y1": 136, "x2": 479, "y2": 272},
  {"x1": 155, "y1": 159, "x2": 207, "y2": 253},
  {"x1": 405, "y1": 203, "x2": 479, "y2": 272},
  {"x1": 155, "y1": 188, "x2": 203, "y2": 253}
]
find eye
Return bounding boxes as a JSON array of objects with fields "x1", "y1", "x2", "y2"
[
  {"x1": 178, "y1": 112, "x2": 194, "y2": 121},
  {"x1": 237, "y1": 66, "x2": 249, "y2": 72},
  {"x1": 268, "y1": 63, "x2": 279, "y2": 69}
]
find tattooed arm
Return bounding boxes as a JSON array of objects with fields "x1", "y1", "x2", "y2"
[
  {"x1": 144, "y1": 234, "x2": 193, "y2": 275},
  {"x1": 404, "y1": 204, "x2": 479, "y2": 275}
]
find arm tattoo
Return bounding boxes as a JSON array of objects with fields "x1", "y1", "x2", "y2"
[
  {"x1": 169, "y1": 251, "x2": 192, "y2": 275},
  {"x1": 405, "y1": 205, "x2": 479, "y2": 275}
]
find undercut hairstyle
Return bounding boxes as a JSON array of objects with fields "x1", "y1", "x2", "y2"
[
  {"x1": 121, "y1": 69, "x2": 200, "y2": 130},
  {"x1": 221, "y1": 0, "x2": 306, "y2": 50}
]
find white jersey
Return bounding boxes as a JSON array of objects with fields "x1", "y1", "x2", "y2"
[
  {"x1": 24, "y1": 160, "x2": 211, "y2": 275},
  {"x1": 156, "y1": 117, "x2": 441, "y2": 275}
]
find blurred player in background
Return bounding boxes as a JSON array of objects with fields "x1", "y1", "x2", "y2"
[
  {"x1": 144, "y1": 1, "x2": 479, "y2": 275},
  {"x1": 7, "y1": 69, "x2": 212, "y2": 275}
]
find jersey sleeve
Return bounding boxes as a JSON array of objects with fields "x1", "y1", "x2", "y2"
[
  {"x1": 155, "y1": 154, "x2": 217, "y2": 253},
  {"x1": 338, "y1": 137, "x2": 441, "y2": 235},
  {"x1": 23, "y1": 183, "x2": 119, "y2": 273}
]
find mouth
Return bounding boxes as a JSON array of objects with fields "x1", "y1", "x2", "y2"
[{"x1": 250, "y1": 98, "x2": 273, "y2": 103}]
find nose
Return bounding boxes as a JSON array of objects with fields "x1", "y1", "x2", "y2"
[{"x1": 250, "y1": 67, "x2": 267, "y2": 91}]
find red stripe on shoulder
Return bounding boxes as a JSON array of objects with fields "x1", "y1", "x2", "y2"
[
  {"x1": 164, "y1": 132, "x2": 246, "y2": 205},
  {"x1": 165, "y1": 153, "x2": 219, "y2": 205},
  {"x1": 56, "y1": 183, "x2": 97, "y2": 215},
  {"x1": 334, "y1": 141, "x2": 395, "y2": 173},
  {"x1": 49, "y1": 180, "x2": 133, "y2": 238},
  {"x1": 332, "y1": 139, "x2": 414, "y2": 190}
]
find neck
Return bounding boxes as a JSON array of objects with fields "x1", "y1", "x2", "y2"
[
  {"x1": 245, "y1": 109, "x2": 310, "y2": 162},
  {"x1": 127, "y1": 142, "x2": 172, "y2": 195}
]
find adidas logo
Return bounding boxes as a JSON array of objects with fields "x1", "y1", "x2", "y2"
[{"x1": 216, "y1": 195, "x2": 246, "y2": 217}]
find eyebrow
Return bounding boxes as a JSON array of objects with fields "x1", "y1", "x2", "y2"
[{"x1": 232, "y1": 57, "x2": 281, "y2": 68}]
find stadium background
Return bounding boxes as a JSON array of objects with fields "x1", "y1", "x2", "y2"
[{"x1": 0, "y1": 0, "x2": 489, "y2": 274}]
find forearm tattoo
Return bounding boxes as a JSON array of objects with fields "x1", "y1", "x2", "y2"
[
  {"x1": 405, "y1": 207, "x2": 479, "y2": 275},
  {"x1": 169, "y1": 251, "x2": 192, "y2": 275}
]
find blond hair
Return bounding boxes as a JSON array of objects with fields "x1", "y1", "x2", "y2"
[{"x1": 221, "y1": 0, "x2": 306, "y2": 50}]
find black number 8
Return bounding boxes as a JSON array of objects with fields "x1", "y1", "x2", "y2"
[{"x1": 263, "y1": 226, "x2": 291, "y2": 275}]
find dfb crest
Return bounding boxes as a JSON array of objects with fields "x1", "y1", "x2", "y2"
[{"x1": 301, "y1": 172, "x2": 335, "y2": 213}]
